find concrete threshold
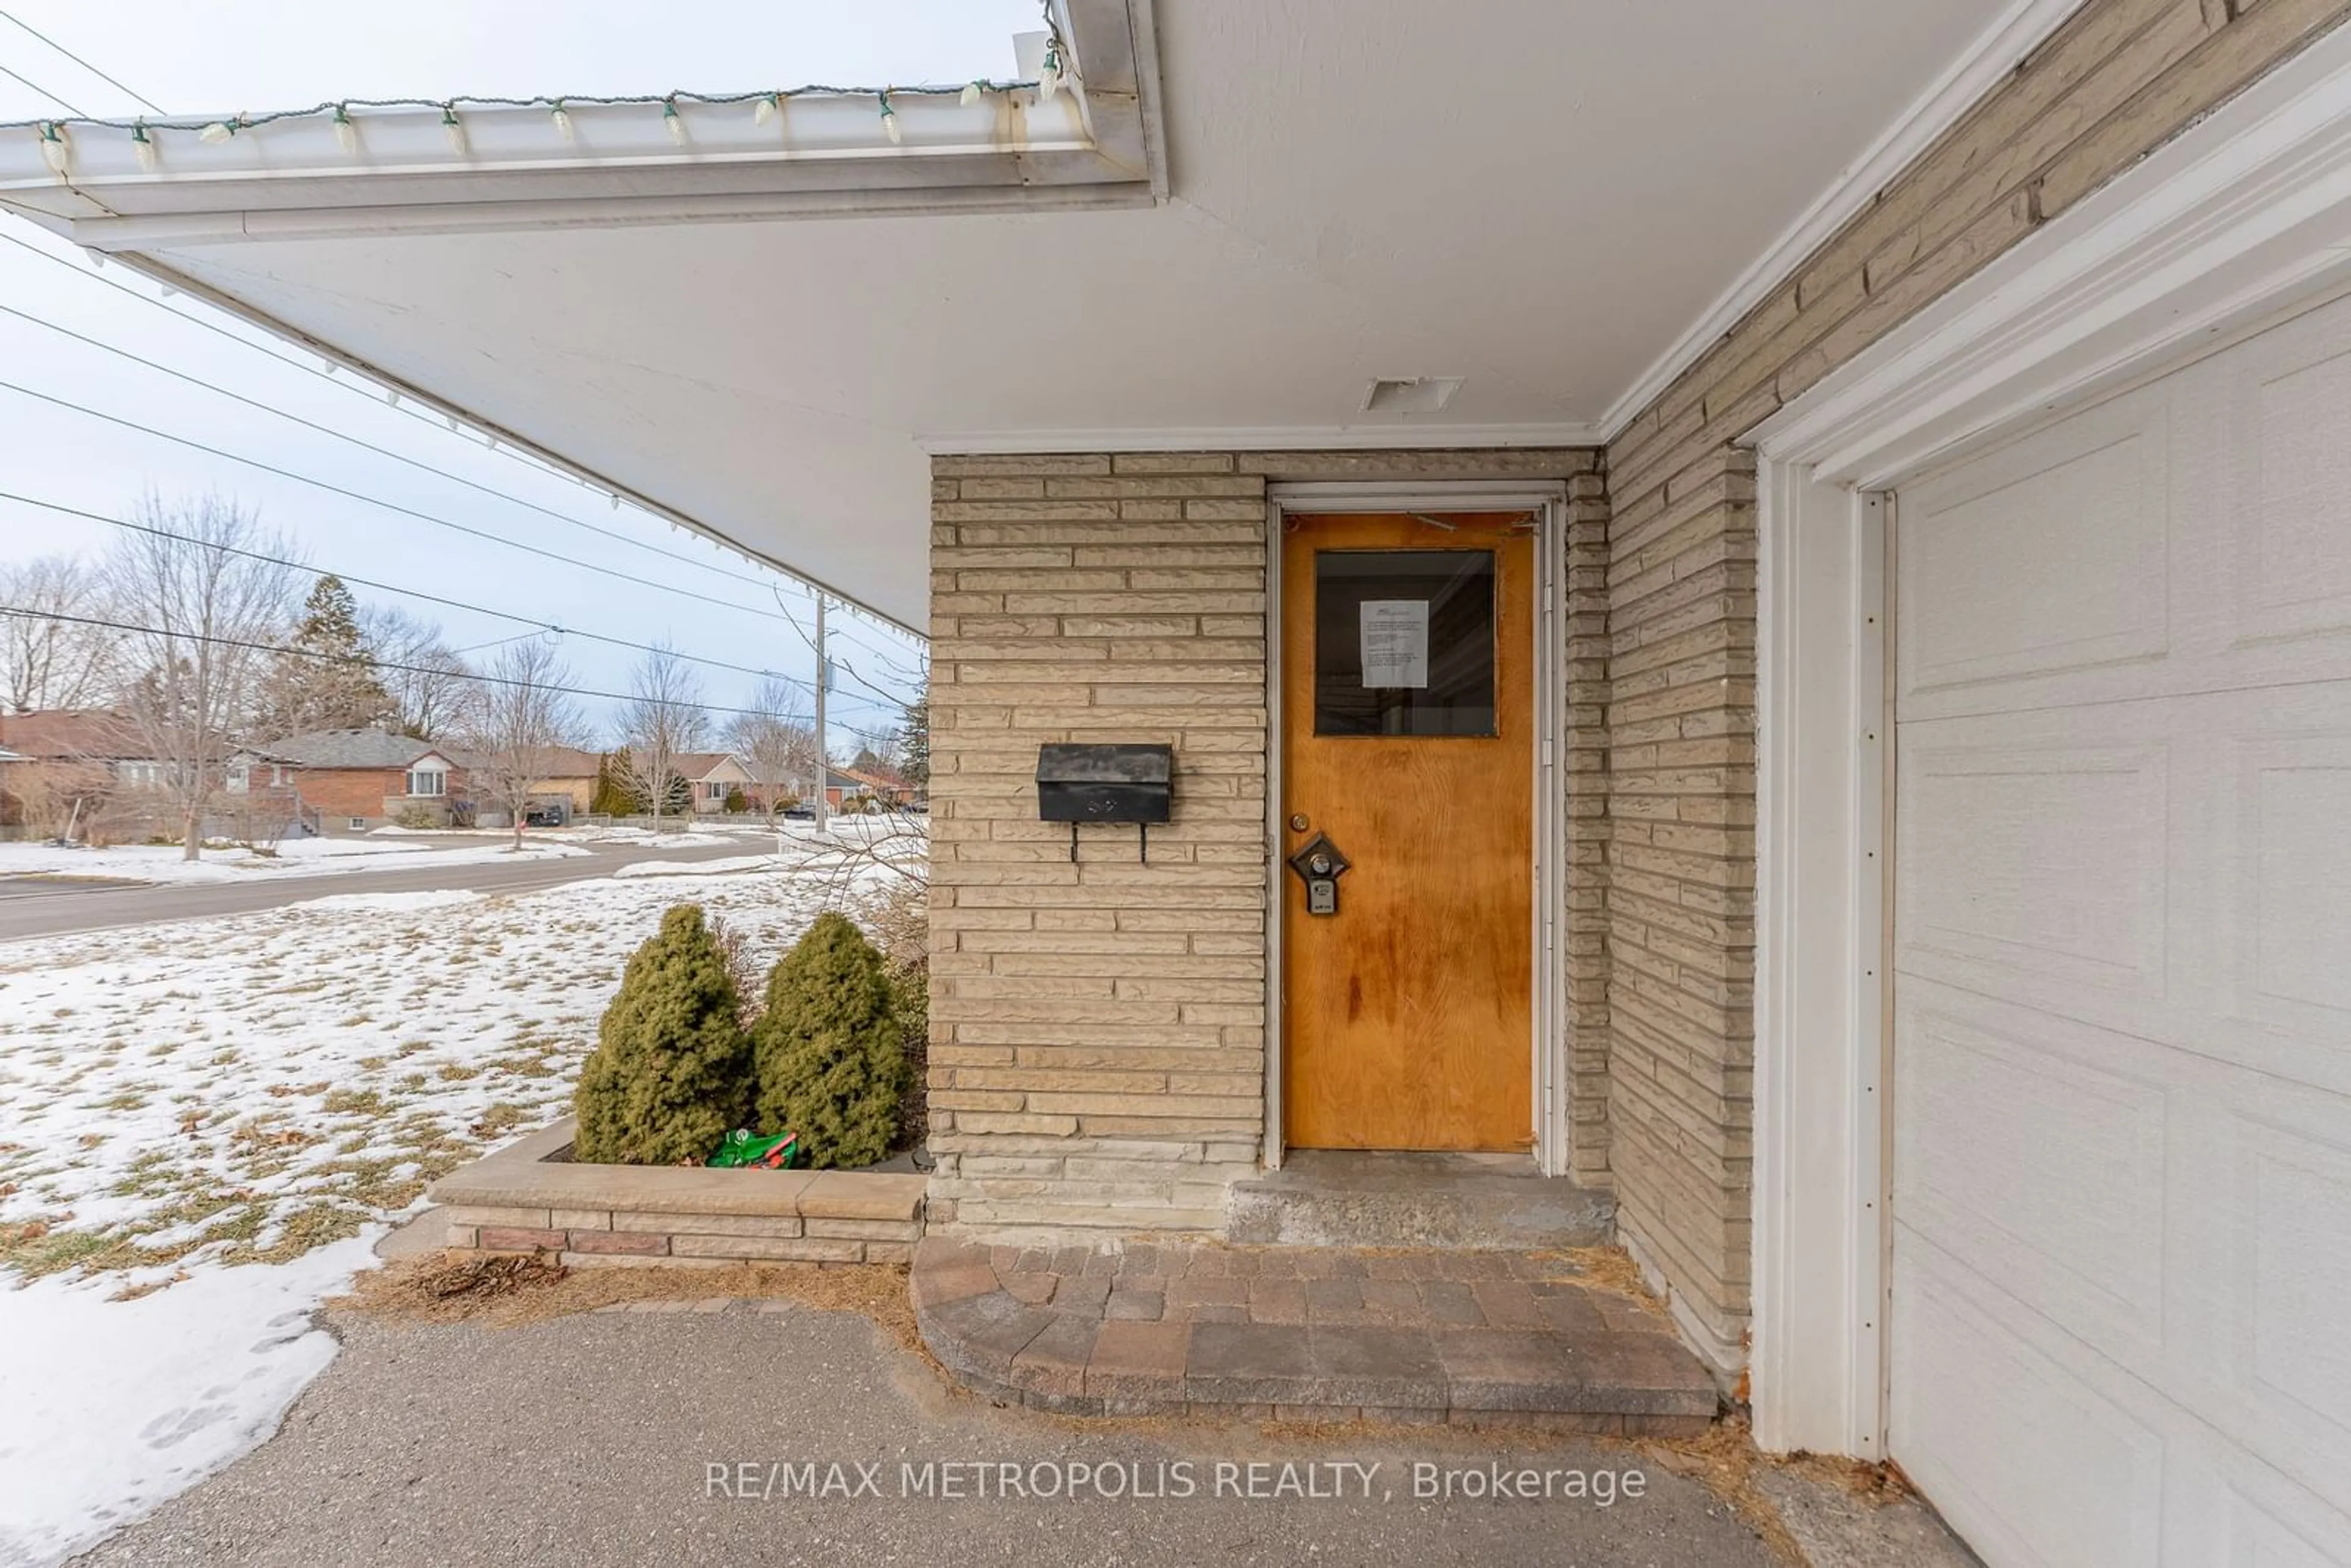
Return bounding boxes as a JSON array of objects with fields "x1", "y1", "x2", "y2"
[{"x1": 1224, "y1": 1150, "x2": 1615, "y2": 1250}]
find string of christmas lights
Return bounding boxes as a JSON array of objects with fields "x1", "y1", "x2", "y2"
[{"x1": 6, "y1": 4, "x2": 1071, "y2": 177}]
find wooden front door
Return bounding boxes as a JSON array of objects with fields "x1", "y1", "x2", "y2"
[{"x1": 1279, "y1": 511, "x2": 1534, "y2": 1152}]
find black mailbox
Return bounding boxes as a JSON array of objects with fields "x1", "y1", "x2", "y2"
[{"x1": 1037, "y1": 743, "x2": 1171, "y2": 861}]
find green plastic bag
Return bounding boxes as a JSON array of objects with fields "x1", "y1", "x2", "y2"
[{"x1": 706, "y1": 1128, "x2": 800, "y2": 1169}]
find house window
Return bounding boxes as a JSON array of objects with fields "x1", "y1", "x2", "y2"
[
  {"x1": 225, "y1": 765, "x2": 249, "y2": 794},
  {"x1": 705, "y1": 781, "x2": 726, "y2": 801},
  {"x1": 349, "y1": 817, "x2": 367, "y2": 830},
  {"x1": 407, "y1": 767, "x2": 447, "y2": 797}
]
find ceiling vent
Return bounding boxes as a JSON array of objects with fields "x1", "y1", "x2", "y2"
[{"x1": 1360, "y1": 376, "x2": 1463, "y2": 415}]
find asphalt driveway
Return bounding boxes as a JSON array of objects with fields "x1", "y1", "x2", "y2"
[{"x1": 72, "y1": 1302, "x2": 1779, "y2": 1568}]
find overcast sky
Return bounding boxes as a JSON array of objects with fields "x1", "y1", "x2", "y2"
[{"x1": 0, "y1": 2, "x2": 1035, "y2": 748}]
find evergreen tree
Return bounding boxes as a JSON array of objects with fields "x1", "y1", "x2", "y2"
[
  {"x1": 572, "y1": 904, "x2": 754, "y2": 1165},
  {"x1": 259, "y1": 574, "x2": 394, "y2": 735},
  {"x1": 899, "y1": 694, "x2": 929, "y2": 787},
  {"x1": 752, "y1": 913, "x2": 908, "y2": 1169},
  {"x1": 591, "y1": 750, "x2": 640, "y2": 815}
]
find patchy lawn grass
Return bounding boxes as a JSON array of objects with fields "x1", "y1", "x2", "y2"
[{"x1": 0, "y1": 841, "x2": 893, "y2": 1294}]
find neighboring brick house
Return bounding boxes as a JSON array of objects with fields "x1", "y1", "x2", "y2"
[
  {"x1": 669, "y1": 751, "x2": 756, "y2": 814},
  {"x1": 0, "y1": 709, "x2": 172, "y2": 837},
  {"x1": 827, "y1": 764, "x2": 909, "y2": 811},
  {"x1": 30, "y1": 3, "x2": 2351, "y2": 1552},
  {"x1": 0, "y1": 742, "x2": 29, "y2": 828},
  {"x1": 267, "y1": 729, "x2": 469, "y2": 832},
  {"x1": 509, "y1": 746, "x2": 601, "y2": 822}
]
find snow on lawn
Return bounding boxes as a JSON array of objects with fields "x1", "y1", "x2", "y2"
[
  {"x1": 0, "y1": 1236, "x2": 373, "y2": 1568},
  {"x1": 613, "y1": 852, "x2": 784, "y2": 879},
  {"x1": 556, "y1": 823, "x2": 749, "y2": 848},
  {"x1": 0, "y1": 835, "x2": 589, "y2": 887},
  {"x1": 0, "y1": 831, "x2": 910, "y2": 1567}
]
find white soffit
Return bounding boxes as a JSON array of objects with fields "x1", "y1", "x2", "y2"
[{"x1": 0, "y1": 0, "x2": 2031, "y2": 628}]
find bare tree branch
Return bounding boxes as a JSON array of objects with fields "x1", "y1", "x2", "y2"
[
  {"x1": 102, "y1": 494, "x2": 303, "y2": 860},
  {"x1": 616, "y1": 641, "x2": 706, "y2": 833},
  {"x1": 456, "y1": 638, "x2": 582, "y2": 851},
  {"x1": 0, "y1": 555, "x2": 118, "y2": 712},
  {"x1": 361, "y1": 604, "x2": 475, "y2": 740},
  {"x1": 724, "y1": 673, "x2": 816, "y2": 824}
]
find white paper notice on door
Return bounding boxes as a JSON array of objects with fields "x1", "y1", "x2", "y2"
[{"x1": 1359, "y1": 599, "x2": 1430, "y2": 688}]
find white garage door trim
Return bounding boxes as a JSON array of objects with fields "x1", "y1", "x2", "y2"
[{"x1": 1747, "y1": 16, "x2": 2351, "y2": 1463}]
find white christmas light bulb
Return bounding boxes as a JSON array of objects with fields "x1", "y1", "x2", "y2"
[
  {"x1": 441, "y1": 105, "x2": 467, "y2": 156},
  {"x1": 550, "y1": 102, "x2": 574, "y2": 143},
  {"x1": 880, "y1": 92, "x2": 901, "y2": 144},
  {"x1": 1039, "y1": 46, "x2": 1062, "y2": 104},
  {"x1": 38, "y1": 126, "x2": 68, "y2": 176},
  {"x1": 961, "y1": 82, "x2": 983, "y2": 107},
  {"x1": 200, "y1": 121, "x2": 233, "y2": 144},
  {"x1": 663, "y1": 99, "x2": 686, "y2": 146},
  {"x1": 332, "y1": 105, "x2": 358, "y2": 156},
  {"x1": 131, "y1": 124, "x2": 157, "y2": 171},
  {"x1": 754, "y1": 93, "x2": 779, "y2": 127}
]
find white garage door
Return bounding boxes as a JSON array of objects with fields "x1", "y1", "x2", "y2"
[{"x1": 1890, "y1": 291, "x2": 2351, "y2": 1566}]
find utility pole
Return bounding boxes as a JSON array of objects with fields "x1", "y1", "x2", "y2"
[{"x1": 812, "y1": 595, "x2": 828, "y2": 835}]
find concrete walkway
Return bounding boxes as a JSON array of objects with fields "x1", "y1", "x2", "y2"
[
  {"x1": 915, "y1": 1237, "x2": 1718, "y2": 1432},
  {"x1": 73, "y1": 1300, "x2": 1780, "y2": 1568},
  {"x1": 0, "y1": 835, "x2": 759, "y2": 942}
]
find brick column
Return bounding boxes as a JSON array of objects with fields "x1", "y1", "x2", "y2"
[{"x1": 925, "y1": 452, "x2": 1272, "y2": 1234}]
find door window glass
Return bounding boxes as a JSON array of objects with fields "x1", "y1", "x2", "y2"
[{"x1": 1313, "y1": 549, "x2": 1497, "y2": 736}]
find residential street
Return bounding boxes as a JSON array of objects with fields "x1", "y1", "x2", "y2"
[{"x1": 0, "y1": 835, "x2": 765, "y2": 942}]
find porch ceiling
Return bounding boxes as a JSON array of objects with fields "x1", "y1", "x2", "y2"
[{"x1": 0, "y1": 1, "x2": 2034, "y2": 628}]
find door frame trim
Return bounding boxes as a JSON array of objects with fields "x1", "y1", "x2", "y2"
[
  {"x1": 1744, "y1": 18, "x2": 2351, "y2": 1459},
  {"x1": 1262, "y1": 481, "x2": 1570, "y2": 1174}
]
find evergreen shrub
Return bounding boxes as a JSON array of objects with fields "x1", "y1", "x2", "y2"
[{"x1": 572, "y1": 903, "x2": 753, "y2": 1165}]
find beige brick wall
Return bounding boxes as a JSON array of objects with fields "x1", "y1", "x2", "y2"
[
  {"x1": 927, "y1": 449, "x2": 1603, "y2": 1234},
  {"x1": 1600, "y1": 0, "x2": 2351, "y2": 1368}
]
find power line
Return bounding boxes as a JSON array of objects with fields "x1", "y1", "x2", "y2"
[
  {"x1": 0, "y1": 226, "x2": 633, "y2": 501},
  {"x1": 0, "y1": 228, "x2": 921, "y2": 669},
  {"x1": 768, "y1": 587, "x2": 915, "y2": 712},
  {"x1": 0, "y1": 10, "x2": 163, "y2": 114},
  {"x1": 448, "y1": 630, "x2": 548, "y2": 658},
  {"x1": 0, "y1": 374, "x2": 909, "y2": 638},
  {"x1": 0, "y1": 298, "x2": 867, "y2": 611},
  {"x1": 0, "y1": 605, "x2": 907, "y2": 730},
  {"x1": 0, "y1": 298, "x2": 803, "y2": 595},
  {"x1": 0, "y1": 56, "x2": 83, "y2": 116},
  {"x1": 0, "y1": 489, "x2": 916, "y2": 711}
]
